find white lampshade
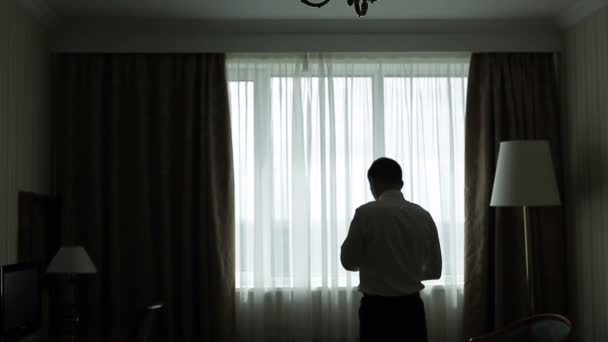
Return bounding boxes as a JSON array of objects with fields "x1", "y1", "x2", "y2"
[
  {"x1": 46, "y1": 246, "x2": 97, "y2": 274},
  {"x1": 490, "y1": 140, "x2": 561, "y2": 207}
]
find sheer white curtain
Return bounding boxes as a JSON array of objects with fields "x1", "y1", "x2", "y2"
[{"x1": 227, "y1": 53, "x2": 468, "y2": 342}]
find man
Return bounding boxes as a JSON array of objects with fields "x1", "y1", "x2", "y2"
[{"x1": 340, "y1": 157, "x2": 442, "y2": 342}]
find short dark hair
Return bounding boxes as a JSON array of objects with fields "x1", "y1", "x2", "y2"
[{"x1": 367, "y1": 157, "x2": 402, "y2": 183}]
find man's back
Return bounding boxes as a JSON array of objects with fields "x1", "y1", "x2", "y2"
[
  {"x1": 344, "y1": 157, "x2": 440, "y2": 342},
  {"x1": 341, "y1": 189, "x2": 442, "y2": 296}
]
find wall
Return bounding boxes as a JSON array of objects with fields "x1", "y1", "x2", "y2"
[
  {"x1": 563, "y1": 5, "x2": 608, "y2": 341},
  {"x1": 0, "y1": 1, "x2": 51, "y2": 266},
  {"x1": 52, "y1": 18, "x2": 562, "y2": 52}
]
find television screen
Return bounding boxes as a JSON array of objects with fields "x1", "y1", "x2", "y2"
[{"x1": 0, "y1": 263, "x2": 41, "y2": 340}]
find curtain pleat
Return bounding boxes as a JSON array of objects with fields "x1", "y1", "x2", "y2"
[
  {"x1": 53, "y1": 53, "x2": 235, "y2": 342},
  {"x1": 463, "y1": 53, "x2": 568, "y2": 339},
  {"x1": 563, "y1": 8, "x2": 608, "y2": 340}
]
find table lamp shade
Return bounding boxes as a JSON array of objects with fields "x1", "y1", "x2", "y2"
[
  {"x1": 46, "y1": 246, "x2": 97, "y2": 274},
  {"x1": 490, "y1": 140, "x2": 561, "y2": 207}
]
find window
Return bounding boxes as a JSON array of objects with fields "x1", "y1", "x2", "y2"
[{"x1": 228, "y1": 54, "x2": 468, "y2": 289}]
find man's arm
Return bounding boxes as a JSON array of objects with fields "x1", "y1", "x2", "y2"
[
  {"x1": 422, "y1": 214, "x2": 442, "y2": 280},
  {"x1": 340, "y1": 209, "x2": 366, "y2": 272}
]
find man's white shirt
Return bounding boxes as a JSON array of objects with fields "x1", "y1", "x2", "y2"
[{"x1": 340, "y1": 190, "x2": 442, "y2": 296}]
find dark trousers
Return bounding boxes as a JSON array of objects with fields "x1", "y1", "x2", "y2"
[{"x1": 359, "y1": 292, "x2": 428, "y2": 342}]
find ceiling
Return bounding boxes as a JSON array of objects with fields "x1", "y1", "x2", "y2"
[{"x1": 44, "y1": 0, "x2": 578, "y2": 20}]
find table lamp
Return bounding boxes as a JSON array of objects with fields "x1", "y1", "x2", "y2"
[
  {"x1": 47, "y1": 246, "x2": 96, "y2": 341},
  {"x1": 490, "y1": 140, "x2": 561, "y2": 314}
]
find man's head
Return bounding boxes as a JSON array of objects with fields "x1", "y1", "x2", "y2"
[{"x1": 367, "y1": 157, "x2": 404, "y2": 200}]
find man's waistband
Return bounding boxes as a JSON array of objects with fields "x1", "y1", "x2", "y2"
[{"x1": 362, "y1": 292, "x2": 420, "y2": 300}]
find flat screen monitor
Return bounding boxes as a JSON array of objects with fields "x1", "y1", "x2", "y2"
[{"x1": 0, "y1": 263, "x2": 41, "y2": 342}]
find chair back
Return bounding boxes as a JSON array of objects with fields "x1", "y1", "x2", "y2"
[
  {"x1": 123, "y1": 302, "x2": 164, "y2": 342},
  {"x1": 468, "y1": 314, "x2": 571, "y2": 342},
  {"x1": 137, "y1": 303, "x2": 164, "y2": 342}
]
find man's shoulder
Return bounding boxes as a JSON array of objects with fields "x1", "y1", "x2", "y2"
[
  {"x1": 408, "y1": 202, "x2": 431, "y2": 216},
  {"x1": 406, "y1": 202, "x2": 434, "y2": 221},
  {"x1": 355, "y1": 201, "x2": 381, "y2": 215},
  {"x1": 356, "y1": 200, "x2": 432, "y2": 219},
  {"x1": 354, "y1": 200, "x2": 404, "y2": 214}
]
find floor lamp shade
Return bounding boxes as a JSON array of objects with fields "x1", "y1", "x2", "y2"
[
  {"x1": 490, "y1": 140, "x2": 561, "y2": 207},
  {"x1": 46, "y1": 246, "x2": 97, "y2": 274}
]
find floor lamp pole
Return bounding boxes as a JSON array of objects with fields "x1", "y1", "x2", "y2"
[
  {"x1": 65, "y1": 274, "x2": 79, "y2": 342},
  {"x1": 522, "y1": 205, "x2": 535, "y2": 314}
]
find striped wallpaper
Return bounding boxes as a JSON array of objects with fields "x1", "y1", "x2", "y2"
[
  {"x1": 0, "y1": 1, "x2": 51, "y2": 266},
  {"x1": 564, "y1": 6, "x2": 608, "y2": 341}
]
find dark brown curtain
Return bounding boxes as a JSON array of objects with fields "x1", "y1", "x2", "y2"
[
  {"x1": 464, "y1": 53, "x2": 567, "y2": 338},
  {"x1": 53, "y1": 54, "x2": 235, "y2": 342}
]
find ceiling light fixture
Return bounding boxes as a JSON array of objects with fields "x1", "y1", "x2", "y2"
[{"x1": 301, "y1": 0, "x2": 378, "y2": 17}]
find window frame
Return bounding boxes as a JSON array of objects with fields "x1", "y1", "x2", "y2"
[{"x1": 229, "y1": 60, "x2": 468, "y2": 290}]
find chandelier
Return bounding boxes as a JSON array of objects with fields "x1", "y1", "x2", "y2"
[{"x1": 301, "y1": 0, "x2": 378, "y2": 17}]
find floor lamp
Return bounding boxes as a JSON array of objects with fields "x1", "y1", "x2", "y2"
[
  {"x1": 46, "y1": 246, "x2": 97, "y2": 342},
  {"x1": 490, "y1": 140, "x2": 561, "y2": 314}
]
